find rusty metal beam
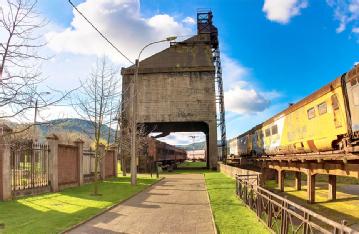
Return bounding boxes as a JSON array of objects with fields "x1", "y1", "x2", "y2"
[{"x1": 259, "y1": 161, "x2": 359, "y2": 178}]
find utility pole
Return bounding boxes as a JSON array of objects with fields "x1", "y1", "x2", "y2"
[
  {"x1": 190, "y1": 135, "x2": 196, "y2": 160},
  {"x1": 33, "y1": 92, "x2": 50, "y2": 142},
  {"x1": 130, "y1": 37, "x2": 177, "y2": 185},
  {"x1": 33, "y1": 99, "x2": 38, "y2": 142}
]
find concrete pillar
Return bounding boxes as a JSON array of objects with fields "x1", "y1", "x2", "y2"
[
  {"x1": 0, "y1": 140, "x2": 12, "y2": 200},
  {"x1": 328, "y1": 175, "x2": 336, "y2": 201},
  {"x1": 208, "y1": 120, "x2": 218, "y2": 170},
  {"x1": 47, "y1": 134, "x2": 59, "y2": 192},
  {"x1": 278, "y1": 170, "x2": 285, "y2": 192},
  {"x1": 74, "y1": 139, "x2": 84, "y2": 186},
  {"x1": 307, "y1": 171, "x2": 316, "y2": 204},
  {"x1": 99, "y1": 144, "x2": 106, "y2": 180},
  {"x1": 295, "y1": 172, "x2": 302, "y2": 190}
]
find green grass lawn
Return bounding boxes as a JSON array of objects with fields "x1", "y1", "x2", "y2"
[
  {"x1": 204, "y1": 172, "x2": 269, "y2": 234},
  {"x1": 0, "y1": 176, "x2": 157, "y2": 234},
  {"x1": 177, "y1": 161, "x2": 207, "y2": 168}
]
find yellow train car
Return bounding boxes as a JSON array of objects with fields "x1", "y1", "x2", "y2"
[
  {"x1": 262, "y1": 77, "x2": 348, "y2": 154},
  {"x1": 231, "y1": 64, "x2": 359, "y2": 156}
]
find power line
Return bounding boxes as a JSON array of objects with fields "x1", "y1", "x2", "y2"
[{"x1": 68, "y1": 0, "x2": 134, "y2": 65}]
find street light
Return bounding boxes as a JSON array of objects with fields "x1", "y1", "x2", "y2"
[
  {"x1": 130, "y1": 36, "x2": 177, "y2": 185},
  {"x1": 33, "y1": 92, "x2": 51, "y2": 141},
  {"x1": 190, "y1": 136, "x2": 196, "y2": 161}
]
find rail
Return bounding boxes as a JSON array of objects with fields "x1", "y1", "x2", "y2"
[{"x1": 235, "y1": 174, "x2": 358, "y2": 234}]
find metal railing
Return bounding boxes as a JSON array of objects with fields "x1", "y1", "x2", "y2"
[
  {"x1": 10, "y1": 142, "x2": 49, "y2": 193},
  {"x1": 235, "y1": 175, "x2": 358, "y2": 234}
]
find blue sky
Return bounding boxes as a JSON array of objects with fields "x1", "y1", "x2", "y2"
[{"x1": 7, "y1": 0, "x2": 358, "y2": 144}]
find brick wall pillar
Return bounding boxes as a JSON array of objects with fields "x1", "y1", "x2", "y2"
[
  {"x1": 99, "y1": 144, "x2": 106, "y2": 180},
  {"x1": 47, "y1": 134, "x2": 59, "y2": 192},
  {"x1": 0, "y1": 139, "x2": 11, "y2": 200},
  {"x1": 74, "y1": 139, "x2": 84, "y2": 186},
  {"x1": 111, "y1": 145, "x2": 118, "y2": 177}
]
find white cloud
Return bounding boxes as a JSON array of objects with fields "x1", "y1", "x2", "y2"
[
  {"x1": 262, "y1": 0, "x2": 308, "y2": 24},
  {"x1": 353, "y1": 27, "x2": 359, "y2": 33},
  {"x1": 327, "y1": 0, "x2": 359, "y2": 35},
  {"x1": 46, "y1": 0, "x2": 193, "y2": 64},
  {"x1": 182, "y1": 16, "x2": 196, "y2": 25},
  {"x1": 221, "y1": 55, "x2": 280, "y2": 115}
]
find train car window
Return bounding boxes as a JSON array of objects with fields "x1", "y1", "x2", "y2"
[
  {"x1": 318, "y1": 102, "x2": 327, "y2": 115},
  {"x1": 307, "y1": 107, "x2": 316, "y2": 119},
  {"x1": 331, "y1": 94, "x2": 339, "y2": 110},
  {"x1": 265, "y1": 128, "x2": 271, "y2": 137},
  {"x1": 271, "y1": 125, "x2": 278, "y2": 135}
]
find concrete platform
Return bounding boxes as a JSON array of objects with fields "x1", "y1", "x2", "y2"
[{"x1": 67, "y1": 174, "x2": 216, "y2": 234}]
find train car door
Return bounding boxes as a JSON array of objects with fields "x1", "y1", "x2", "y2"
[
  {"x1": 346, "y1": 73, "x2": 359, "y2": 134},
  {"x1": 331, "y1": 94, "x2": 343, "y2": 128}
]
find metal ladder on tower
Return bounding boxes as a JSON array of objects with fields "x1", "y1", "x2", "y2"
[{"x1": 214, "y1": 48, "x2": 227, "y2": 161}]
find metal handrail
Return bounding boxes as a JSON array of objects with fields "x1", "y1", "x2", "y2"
[{"x1": 235, "y1": 174, "x2": 358, "y2": 234}]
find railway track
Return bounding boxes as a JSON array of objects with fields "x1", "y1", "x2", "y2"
[{"x1": 255, "y1": 151, "x2": 359, "y2": 163}]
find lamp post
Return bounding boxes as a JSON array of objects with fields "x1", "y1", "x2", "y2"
[
  {"x1": 33, "y1": 92, "x2": 51, "y2": 141},
  {"x1": 190, "y1": 136, "x2": 196, "y2": 160},
  {"x1": 130, "y1": 36, "x2": 177, "y2": 185}
]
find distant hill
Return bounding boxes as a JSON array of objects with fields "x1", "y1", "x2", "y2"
[
  {"x1": 177, "y1": 140, "x2": 223, "y2": 151},
  {"x1": 38, "y1": 118, "x2": 117, "y2": 143},
  {"x1": 177, "y1": 142, "x2": 206, "y2": 151}
]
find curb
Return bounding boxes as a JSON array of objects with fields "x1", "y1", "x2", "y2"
[
  {"x1": 203, "y1": 173, "x2": 218, "y2": 234},
  {"x1": 61, "y1": 177, "x2": 165, "y2": 234}
]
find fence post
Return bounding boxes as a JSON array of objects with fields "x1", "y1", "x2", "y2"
[
  {"x1": 267, "y1": 195, "x2": 273, "y2": 228},
  {"x1": 99, "y1": 144, "x2": 106, "y2": 180},
  {"x1": 0, "y1": 138, "x2": 11, "y2": 200},
  {"x1": 47, "y1": 134, "x2": 59, "y2": 192},
  {"x1": 74, "y1": 139, "x2": 84, "y2": 186},
  {"x1": 280, "y1": 199, "x2": 288, "y2": 234}
]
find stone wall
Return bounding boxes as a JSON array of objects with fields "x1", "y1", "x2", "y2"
[
  {"x1": 0, "y1": 137, "x2": 119, "y2": 200},
  {"x1": 218, "y1": 162, "x2": 262, "y2": 185},
  {"x1": 58, "y1": 144, "x2": 79, "y2": 186}
]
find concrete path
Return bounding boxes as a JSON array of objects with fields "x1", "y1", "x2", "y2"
[{"x1": 68, "y1": 174, "x2": 216, "y2": 234}]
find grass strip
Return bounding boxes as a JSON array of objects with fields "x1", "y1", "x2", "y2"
[
  {"x1": 204, "y1": 172, "x2": 269, "y2": 234},
  {"x1": 0, "y1": 176, "x2": 157, "y2": 234}
]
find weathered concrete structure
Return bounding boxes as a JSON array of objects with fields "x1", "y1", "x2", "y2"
[{"x1": 121, "y1": 33, "x2": 218, "y2": 169}]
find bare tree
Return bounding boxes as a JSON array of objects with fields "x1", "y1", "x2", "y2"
[
  {"x1": 76, "y1": 57, "x2": 120, "y2": 195},
  {"x1": 0, "y1": 0, "x2": 71, "y2": 134}
]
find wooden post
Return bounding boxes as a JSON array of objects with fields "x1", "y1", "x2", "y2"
[
  {"x1": 0, "y1": 139, "x2": 11, "y2": 200},
  {"x1": 307, "y1": 171, "x2": 316, "y2": 203},
  {"x1": 328, "y1": 175, "x2": 336, "y2": 201},
  {"x1": 278, "y1": 170, "x2": 285, "y2": 192},
  {"x1": 74, "y1": 139, "x2": 84, "y2": 186},
  {"x1": 47, "y1": 134, "x2": 59, "y2": 192},
  {"x1": 295, "y1": 172, "x2": 302, "y2": 190}
]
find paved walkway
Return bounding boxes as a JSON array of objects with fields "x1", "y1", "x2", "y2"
[{"x1": 68, "y1": 174, "x2": 216, "y2": 234}]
